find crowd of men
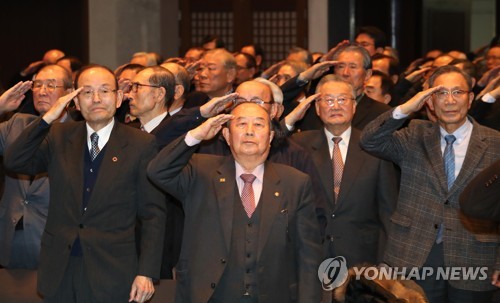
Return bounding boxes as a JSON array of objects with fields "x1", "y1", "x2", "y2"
[{"x1": 0, "y1": 26, "x2": 498, "y2": 303}]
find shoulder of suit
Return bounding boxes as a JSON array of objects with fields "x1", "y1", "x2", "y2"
[
  {"x1": 291, "y1": 129, "x2": 322, "y2": 143},
  {"x1": 472, "y1": 120, "x2": 500, "y2": 139},
  {"x1": 267, "y1": 160, "x2": 311, "y2": 182}
]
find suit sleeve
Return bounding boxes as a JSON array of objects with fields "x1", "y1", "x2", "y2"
[
  {"x1": 137, "y1": 138, "x2": 167, "y2": 279},
  {"x1": 147, "y1": 135, "x2": 198, "y2": 202},
  {"x1": 376, "y1": 160, "x2": 399, "y2": 262},
  {"x1": 295, "y1": 177, "x2": 323, "y2": 302},
  {"x1": 4, "y1": 116, "x2": 50, "y2": 175},
  {"x1": 359, "y1": 110, "x2": 412, "y2": 165}
]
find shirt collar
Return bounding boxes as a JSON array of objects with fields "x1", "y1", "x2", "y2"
[
  {"x1": 235, "y1": 161, "x2": 265, "y2": 183},
  {"x1": 324, "y1": 126, "x2": 352, "y2": 146},
  {"x1": 143, "y1": 111, "x2": 168, "y2": 133},
  {"x1": 86, "y1": 118, "x2": 115, "y2": 149},
  {"x1": 439, "y1": 119, "x2": 472, "y2": 144}
]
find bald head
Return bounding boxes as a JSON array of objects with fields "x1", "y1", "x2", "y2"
[{"x1": 43, "y1": 49, "x2": 65, "y2": 64}]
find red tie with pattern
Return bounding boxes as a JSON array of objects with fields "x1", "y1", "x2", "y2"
[
  {"x1": 332, "y1": 137, "x2": 344, "y2": 201},
  {"x1": 240, "y1": 174, "x2": 257, "y2": 217}
]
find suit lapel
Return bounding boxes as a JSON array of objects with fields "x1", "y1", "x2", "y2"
[
  {"x1": 310, "y1": 131, "x2": 334, "y2": 205},
  {"x1": 84, "y1": 122, "x2": 128, "y2": 215},
  {"x1": 336, "y1": 129, "x2": 365, "y2": 209},
  {"x1": 257, "y1": 162, "x2": 283, "y2": 260},
  {"x1": 66, "y1": 122, "x2": 86, "y2": 216},
  {"x1": 213, "y1": 157, "x2": 237, "y2": 253},
  {"x1": 450, "y1": 121, "x2": 488, "y2": 196},
  {"x1": 423, "y1": 124, "x2": 448, "y2": 195}
]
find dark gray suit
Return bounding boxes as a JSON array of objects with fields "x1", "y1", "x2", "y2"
[
  {"x1": 292, "y1": 128, "x2": 398, "y2": 266},
  {"x1": 147, "y1": 136, "x2": 323, "y2": 303},
  {"x1": 4, "y1": 117, "x2": 166, "y2": 301}
]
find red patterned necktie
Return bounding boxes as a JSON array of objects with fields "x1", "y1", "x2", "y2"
[
  {"x1": 332, "y1": 137, "x2": 344, "y2": 201},
  {"x1": 240, "y1": 174, "x2": 257, "y2": 217}
]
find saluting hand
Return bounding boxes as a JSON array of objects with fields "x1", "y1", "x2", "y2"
[
  {"x1": 189, "y1": 113, "x2": 234, "y2": 141},
  {"x1": 42, "y1": 87, "x2": 83, "y2": 124}
]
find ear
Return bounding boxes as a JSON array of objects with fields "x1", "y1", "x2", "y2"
[
  {"x1": 222, "y1": 127, "x2": 231, "y2": 146},
  {"x1": 383, "y1": 93, "x2": 392, "y2": 104},
  {"x1": 174, "y1": 84, "x2": 185, "y2": 101},
  {"x1": 115, "y1": 90, "x2": 124, "y2": 109},
  {"x1": 467, "y1": 91, "x2": 474, "y2": 110},
  {"x1": 227, "y1": 68, "x2": 237, "y2": 84},
  {"x1": 156, "y1": 87, "x2": 167, "y2": 104},
  {"x1": 269, "y1": 130, "x2": 275, "y2": 144},
  {"x1": 375, "y1": 47, "x2": 385, "y2": 54},
  {"x1": 426, "y1": 96, "x2": 435, "y2": 112},
  {"x1": 255, "y1": 55, "x2": 263, "y2": 67},
  {"x1": 315, "y1": 101, "x2": 321, "y2": 116},
  {"x1": 274, "y1": 104, "x2": 284, "y2": 120},
  {"x1": 74, "y1": 97, "x2": 81, "y2": 111},
  {"x1": 364, "y1": 69, "x2": 372, "y2": 83},
  {"x1": 391, "y1": 74, "x2": 399, "y2": 84}
]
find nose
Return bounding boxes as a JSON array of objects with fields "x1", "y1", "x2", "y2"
[
  {"x1": 92, "y1": 91, "x2": 101, "y2": 103},
  {"x1": 245, "y1": 123, "x2": 255, "y2": 136}
]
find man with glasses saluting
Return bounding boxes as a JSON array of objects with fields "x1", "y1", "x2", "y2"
[
  {"x1": 5, "y1": 64, "x2": 166, "y2": 303},
  {"x1": 361, "y1": 65, "x2": 500, "y2": 303},
  {"x1": 0, "y1": 64, "x2": 76, "y2": 270}
]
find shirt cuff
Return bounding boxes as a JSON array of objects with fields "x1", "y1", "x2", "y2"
[
  {"x1": 184, "y1": 131, "x2": 202, "y2": 146},
  {"x1": 39, "y1": 118, "x2": 51, "y2": 129},
  {"x1": 392, "y1": 106, "x2": 409, "y2": 119},
  {"x1": 481, "y1": 93, "x2": 497, "y2": 104},
  {"x1": 285, "y1": 123, "x2": 294, "y2": 132}
]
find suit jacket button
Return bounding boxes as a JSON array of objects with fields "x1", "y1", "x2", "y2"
[
  {"x1": 331, "y1": 214, "x2": 335, "y2": 218},
  {"x1": 79, "y1": 224, "x2": 84, "y2": 229},
  {"x1": 444, "y1": 200, "x2": 449, "y2": 205},
  {"x1": 434, "y1": 224, "x2": 439, "y2": 229},
  {"x1": 220, "y1": 258, "x2": 226, "y2": 264},
  {"x1": 67, "y1": 245, "x2": 71, "y2": 250},
  {"x1": 211, "y1": 283, "x2": 216, "y2": 289}
]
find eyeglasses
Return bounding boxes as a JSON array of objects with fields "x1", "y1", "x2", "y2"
[
  {"x1": 31, "y1": 81, "x2": 64, "y2": 92},
  {"x1": 233, "y1": 97, "x2": 274, "y2": 106},
  {"x1": 78, "y1": 87, "x2": 117, "y2": 100},
  {"x1": 432, "y1": 89, "x2": 469, "y2": 101},
  {"x1": 317, "y1": 95, "x2": 355, "y2": 106},
  {"x1": 130, "y1": 82, "x2": 161, "y2": 93}
]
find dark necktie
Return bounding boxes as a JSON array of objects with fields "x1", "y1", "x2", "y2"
[
  {"x1": 332, "y1": 137, "x2": 344, "y2": 201},
  {"x1": 240, "y1": 174, "x2": 257, "y2": 218},
  {"x1": 90, "y1": 132, "x2": 100, "y2": 161}
]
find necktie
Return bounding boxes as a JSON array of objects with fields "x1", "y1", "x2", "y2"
[
  {"x1": 437, "y1": 134, "x2": 456, "y2": 244},
  {"x1": 240, "y1": 174, "x2": 257, "y2": 218},
  {"x1": 90, "y1": 132, "x2": 100, "y2": 161},
  {"x1": 332, "y1": 137, "x2": 344, "y2": 201},
  {"x1": 443, "y1": 135, "x2": 457, "y2": 190}
]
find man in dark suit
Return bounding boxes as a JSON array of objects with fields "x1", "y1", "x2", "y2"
[
  {"x1": 460, "y1": 159, "x2": 500, "y2": 222},
  {"x1": 148, "y1": 102, "x2": 322, "y2": 303},
  {"x1": 5, "y1": 65, "x2": 166, "y2": 302},
  {"x1": 282, "y1": 44, "x2": 391, "y2": 132},
  {"x1": 361, "y1": 65, "x2": 500, "y2": 302},
  {"x1": 0, "y1": 65, "x2": 77, "y2": 270},
  {"x1": 292, "y1": 75, "x2": 398, "y2": 267}
]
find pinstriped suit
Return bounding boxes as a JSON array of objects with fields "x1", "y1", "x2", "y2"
[{"x1": 360, "y1": 110, "x2": 500, "y2": 291}]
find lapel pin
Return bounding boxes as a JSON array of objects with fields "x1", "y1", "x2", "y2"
[
  {"x1": 220, "y1": 178, "x2": 226, "y2": 183},
  {"x1": 275, "y1": 192, "x2": 280, "y2": 197},
  {"x1": 112, "y1": 157, "x2": 118, "y2": 162}
]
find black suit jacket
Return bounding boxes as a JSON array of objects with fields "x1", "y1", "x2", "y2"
[
  {"x1": 292, "y1": 128, "x2": 398, "y2": 266},
  {"x1": 460, "y1": 158, "x2": 500, "y2": 221},
  {"x1": 4, "y1": 118, "x2": 166, "y2": 301},
  {"x1": 147, "y1": 136, "x2": 322, "y2": 303}
]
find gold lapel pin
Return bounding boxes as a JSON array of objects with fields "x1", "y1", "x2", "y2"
[
  {"x1": 220, "y1": 178, "x2": 226, "y2": 183},
  {"x1": 275, "y1": 192, "x2": 280, "y2": 197},
  {"x1": 112, "y1": 157, "x2": 118, "y2": 162}
]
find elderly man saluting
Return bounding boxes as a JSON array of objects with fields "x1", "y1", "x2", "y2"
[{"x1": 148, "y1": 101, "x2": 323, "y2": 303}]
